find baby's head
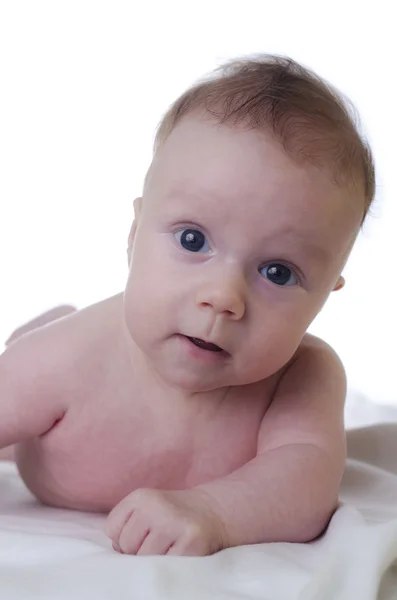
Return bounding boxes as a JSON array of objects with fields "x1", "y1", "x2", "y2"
[{"x1": 124, "y1": 55, "x2": 375, "y2": 392}]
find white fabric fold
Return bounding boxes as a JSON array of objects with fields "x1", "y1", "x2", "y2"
[{"x1": 1, "y1": 397, "x2": 397, "y2": 599}]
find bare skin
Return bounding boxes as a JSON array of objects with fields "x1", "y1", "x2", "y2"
[
  {"x1": 5, "y1": 305, "x2": 76, "y2": 347},
  {"x1": 0, "y1": 305, "x2": 77, "y2": 461},
  {"x1": 0, "y1": 116, "x2": 362, "y2": 556},
  {"x1": 5, "y1": 296, "x2": 276, "y2": 510}
]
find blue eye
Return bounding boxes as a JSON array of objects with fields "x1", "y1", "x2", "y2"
[
  {"x1": 260, "y1": 263, "x2": 297, "y2": 286},
  {"x1": 174, "y1": 228, "x2": 210, "y2": 253}
]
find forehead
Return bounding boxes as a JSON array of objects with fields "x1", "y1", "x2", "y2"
[{"x1": 146, "y1": 116, "x2": 361, "y2": 253}]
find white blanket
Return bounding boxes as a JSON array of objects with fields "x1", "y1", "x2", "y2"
[{"x1": 1, "y1": 396, "x2": 397, "y2": 599}]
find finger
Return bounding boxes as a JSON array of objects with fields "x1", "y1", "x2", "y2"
[
  {"x1": 166, "y1": 536, "x2": 207, "y2": 557},
  {"x1": 106, "y1": 499, "x2": 136, "y2": 543},
  {"x1": 166, "y1": 541, "x2": 188, "y2": 557},
  {"x1": 119, "y1": 513, "x2": 151, "y2": 555},
  {"x1": 137, "y1": 532, "x2": 175, "y2": 556}
]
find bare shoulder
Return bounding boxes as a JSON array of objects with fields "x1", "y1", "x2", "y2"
[
  {"x1": 0, "y1": 294, "x2": 124, "y2": 445},
  {"x1": 297, "y1": 331, "x2": 343, "y2": 354},
  {"x1": 5, "y1": 305, "x2": 77, "y2": 346},
  {"x1": 293, "y1": 332, "x2": 346, "y2": 382},
  {"x1": 0, "y1": 326, "x2": 67, "y2": 445},
  {"x1": 272, "y1": 332, "x2": 346, "y2": 405},
  {"x1": 258, "y1": 333, "x2": 346, "y2": 460},
  {"x1": 2, "y1": 294, "x2": 123, "y2": 400},
  {"x1": 0, "y1": 320, "x2": 71, "y2": 445}
]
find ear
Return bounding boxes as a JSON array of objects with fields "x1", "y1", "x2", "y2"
[
  {"x1": 127, "y1": 197, "x2": 142, "y2": 265},
  {"x1": 332, "y1": 275, "x2": 345, "y2": 292}
]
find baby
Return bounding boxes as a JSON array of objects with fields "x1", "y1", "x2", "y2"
[{"x1": 0, "y1": 55, "x2": 375, "y2": 556}]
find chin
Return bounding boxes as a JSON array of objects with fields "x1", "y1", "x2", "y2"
[
  {"x1": 167, "y1": 376, "x2": 216, "y2": 394},
  {"x1": 155, "y1": 367, "x2": 224, "y2": 394}
]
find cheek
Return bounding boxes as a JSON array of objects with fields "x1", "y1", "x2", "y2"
[
  {"x1": 123, "y1": 245, "x2": 177, "y2": 342},
  {"x1": 254, "y1": 331, "x2": 300, "y2": 372},
  {"x1": 123, "y1": 274, "x2": 150, "y2": 343},
  {"x1": 123, "y1": 251, "x2": 156, "y2": 336},
  {"x1": 243, "y1": 306, "x2": 309, "y2": 375}
]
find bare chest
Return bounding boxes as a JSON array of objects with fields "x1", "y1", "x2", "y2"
[{"x1": 16, "y1": 384, "x2": 272, "y2": 512}]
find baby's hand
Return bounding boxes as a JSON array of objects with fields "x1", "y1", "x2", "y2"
[{"x1": 105, "y1": 488, "x2": 227, "y2": 556}]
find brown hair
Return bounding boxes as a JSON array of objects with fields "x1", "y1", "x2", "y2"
[{"x1": 155, "y1": 55, "x2": 375, "y2": 222}]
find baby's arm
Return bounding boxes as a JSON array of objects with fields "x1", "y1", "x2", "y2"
[
  {"x1": 0, "y1": 334, "x2": 66, "y2": 449},
  {"x1": 107, "y1": 337, "x2": 347, "y2": 555},
  {"x1": 196, "y1": 338, "x2": 346, "y2": 547}
]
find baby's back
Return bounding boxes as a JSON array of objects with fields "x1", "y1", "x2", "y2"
[{"x1": 10, "y1": 295, "x2": 275, "y2": 512}]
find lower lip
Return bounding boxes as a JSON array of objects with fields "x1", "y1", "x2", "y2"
[{"x1": 177, "y1": 335, "x2": 228, "y2": 362}]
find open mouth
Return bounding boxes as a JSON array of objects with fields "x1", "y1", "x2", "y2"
[{"x1": 186, "y1": 336, "x2": 224, "y2": 353}]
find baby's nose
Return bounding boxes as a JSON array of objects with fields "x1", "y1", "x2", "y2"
[{"x1": 196, "y1": 274, "x2": 246, "y2": 320}]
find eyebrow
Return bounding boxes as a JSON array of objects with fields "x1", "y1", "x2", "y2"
[
  {"x1": 163, "y1": 190, "x2": 332, "y2": 262},
  {"x1": 261, "y1": 230, "x2": 331, "y2": 263}
]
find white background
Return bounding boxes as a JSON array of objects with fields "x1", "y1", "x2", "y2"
[{"x1": 0, "y1": 1, "x2": 396, "y2": 403}]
